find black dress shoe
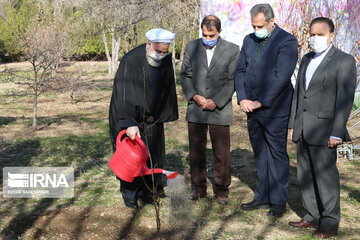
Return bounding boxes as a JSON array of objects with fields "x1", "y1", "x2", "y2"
[
  {"x1": 156, "y1": 186, "x2": 166, "y2": 198},
  {"x1": 138, "y1": 188, "x2": 154, "y2": 204},
  {"x1": 267, "y1": 204, "x2": 286, "y2": 217},
  {"x1": 240, "y1": 200, "x2": 270, "y2": 210},
  {"x1": 139, "y1": 196, "x2": 153, "y2": 205},
  {"x1": 124, "y1": 200, "x2": 139, "y2": 209},
  {"x1": 157, "y1": 189, "x2": 167, "y2": 198}
]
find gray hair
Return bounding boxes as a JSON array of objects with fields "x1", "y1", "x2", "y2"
[{"x1": 250, "y1": 4, "x2": 274, "y2": 22}]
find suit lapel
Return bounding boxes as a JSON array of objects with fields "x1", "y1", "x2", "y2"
[
  {"x1": 208, "y1": 37, "x2": 226, "y2": 72},
  {"x1": 300, "y1": 53, "x2": 314, "y2": 91},
  {"x1": 254, "y1": 25, "x2": 281, "y2": 67},
  {"x1": 246, "y1": 36, "x2": 257, "y2": 71},
  {"x1": 198, "y1": 39, "x2": 208, "y2": 69},
  {"x1": 306, "y1": 46, "x2": 336, "y2": 91}
]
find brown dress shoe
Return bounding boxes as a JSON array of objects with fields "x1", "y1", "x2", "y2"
[
  {"x1": 312, "y1": 226, "x2": 338, "y2": 238},
  {"x1": 189, "y1": 190, "x2": 206, "y2": 201},
  {"x1": 289, "y1": 219, "x2": 318, "y2": 228},
  {"x1": 216, "y1": 196, "x2": 228, "y2": 205}
]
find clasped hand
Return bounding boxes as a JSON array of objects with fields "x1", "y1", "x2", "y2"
[
  {"x1": 193, "y1": 94, "x2": 217, "y2": 111},
  {"x1": 328, "y1": 137, "x2": 342, "y2": 148},
  {"x1": 239, "y1": 99, "x2": 262, "y2": 113},
  {"x1": 288, "y1": 129, "x2": 343, "y2": 148}
]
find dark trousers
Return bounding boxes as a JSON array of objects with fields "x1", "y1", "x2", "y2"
[
  {"x1": 119, "y1": 123, "x2": 165, "y2": 202},
  {"x1": 188, "y1": 122, "x2": 231, "y2": 197},
  {"x1": 297, "y1": 136, "x2": 340, "y2": 229},
  {"x1": 247, "y1": 114, "x2": 289, "y2": 205}
]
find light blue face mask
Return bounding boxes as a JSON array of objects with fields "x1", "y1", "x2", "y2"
[
  {"x1": 254, "y1": 28, "x2": 269, "y2": 39},
  {"x1": 202, "y1": 37, "x2": 217, "y2": 48}
]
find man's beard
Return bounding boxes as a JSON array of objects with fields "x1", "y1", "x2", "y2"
[{"x1": 146, "y1": 48, "x2": 161, "y2": 67}]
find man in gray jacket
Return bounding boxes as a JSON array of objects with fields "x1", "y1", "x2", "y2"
[
  {"x1": 180, "y1": 15, "x2": 240, "y2": 205},
  {"x1": 288, "y1": 17, "x2": 356, "y2": 238}
]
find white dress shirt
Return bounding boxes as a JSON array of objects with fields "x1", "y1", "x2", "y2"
[
  {"x1": 205, "y1": 45, "x2": 216, "y2": 67},
  {"x1": 305, "y1": 45, "x2": 332, "y2": 90}
]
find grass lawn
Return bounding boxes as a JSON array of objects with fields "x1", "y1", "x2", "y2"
[{"x1": 0, "y1": 62, "x2": 359, "y2": 239}]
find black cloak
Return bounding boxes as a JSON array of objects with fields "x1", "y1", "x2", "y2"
[{"x1": 109, "y1": 44, "x2": 178, "y2": 151}]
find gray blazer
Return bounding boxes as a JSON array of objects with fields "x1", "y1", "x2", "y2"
[
  {"x1": 180, "y1": 37, "x2": 240, "y2": 125},
  {"x1": 289, "y1": 46, "x2": 357, "y2": 145}
]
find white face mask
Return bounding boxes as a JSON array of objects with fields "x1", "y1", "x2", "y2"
[
  {"x1": 310, "y1": 35, "x2": 330, "y2": 53},
  {"x1": 149, "y1": 50, "x2": 168, "y2": 61},
  {"x1": 255, "y1": 28, "x2": 269, "y2": 39},
  {"x1": 147, "y1": 43, "x2": 169, "y2": 61}
]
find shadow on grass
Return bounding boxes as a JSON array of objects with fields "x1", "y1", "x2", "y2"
[
  {"x1": 349, "y1": 190, "x2": 360, "y2": 202},
  {"x1": 0, "y1": 130, "x2": 112, "y2": 239},
  {"x1": 209, "y1": 205, "x2": 246, "y2": 240},
  {"x1": 116, "y1": 205, "x2": 146, "y2": 240},
  {"x1": 19, "y1": 113, "x2": 105, "y2": 130},
  {"x1": 0, "y1": 139, "x2": 41, "y2": 179},
  {"x1": 230, "y1": 147, "x2": 304, "y2": 218},
  {"x1": 164, "y1": 153, "x2": 186, "y2": 174},
  {"x1": 0, "y1": 117, "x2": 17, "y2": 128},
  {"x1": 182, "y1": 200, "x2": 214, "y2": 240},
  {"x1": 114, "y1": 147, "x2": 190, "y2": 239},
  {"x1": 155, "y1": 144, "x2": 358, "y2": 239},
  {"x1": 341, "y1": 182, "x2": 360, "y2": 203},
  {"x1": 153, "y1": 198, "x2": 215, "y2": 240}
]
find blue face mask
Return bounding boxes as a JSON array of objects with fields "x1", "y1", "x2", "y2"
[
  {"x1": 254, "y1": 28, "x2": 269, "y2": 39},
  {"x1": 202, "y1": 37, "x2": 217, "y2": 48}
]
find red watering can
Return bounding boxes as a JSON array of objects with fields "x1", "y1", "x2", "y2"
[{"x1": 109, "y1": 130, "x2": 178, "y2": 182}]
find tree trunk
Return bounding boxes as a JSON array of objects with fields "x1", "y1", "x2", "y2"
[
  {"x1": 124, "y1": 33, "x2": 130, "y2": 53},
  {"x1": 180, "y1": 34, "x2": 187, "y2": 63},
  {"x1": 32, "y1": 93, "x2": 38, "y2": 131},
  {"x1": 103, "y1": 25, "x2": 122, "y2": 76},
  {"x1": 172, "y1": 41, "x2": 176, "y2": 82},
  {"x1": 111, "y1": 26, "x2": 116, "y2": 74},
  {"x1": 51, "y1": 62, "x2": 58, "y2": 78},
  {"x1": 133, "y1": 24, "x2": 138, "y2": 48},
  {"x1": 70, "y1": 85, "x2": 74, "y2": 104},
  {"x1": 102, "y1": 29, "x2": 112, "y2": 75},
  {"x1": 112, "y1": 29, "x2": 121, "y2": 74}
]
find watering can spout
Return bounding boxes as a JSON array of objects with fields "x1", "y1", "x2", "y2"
[
  {"x1": 141, "y1": 167, "x2": 179, "y2": 179},
  {"x1": 109, "y1": 130, "x2": 179, "y2": 182}
]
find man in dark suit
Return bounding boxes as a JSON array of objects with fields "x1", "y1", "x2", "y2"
[
  {"x1": 288, "y1": 17, "x2": 356, "y2": 238},
  {"x1": 234, "y1": 4, "x2": 298, "y2": 217},
  {"x1": 180, "y1": 15, "x2": 239, "y2": 205}
]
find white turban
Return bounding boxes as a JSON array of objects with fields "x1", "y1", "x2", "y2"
[{"x1": 145, "y1": 28, "x2": 175, "y2": 44}]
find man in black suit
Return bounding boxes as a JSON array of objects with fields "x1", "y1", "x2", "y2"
[{"x1": 288, "y1": 17, "x2": 357, "y2": 238}]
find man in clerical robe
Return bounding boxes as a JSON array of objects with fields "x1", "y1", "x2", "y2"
[{"x1": 109, "y1": 28, "x2": 178, "y2": 208}]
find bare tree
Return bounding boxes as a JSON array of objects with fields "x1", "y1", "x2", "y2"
[
  {"x1": 158, "y1": 0, "x2": 200, "y2": 67},
  {"x1": 278, "y1": 0, "x2": 360, "y2": 88},
  {"x1": 57, "y1": 63, "x2": 90, "y2": 104},
  {"x1": 6, "y1": 24, "x2": 68, "y2": 130},
  {"x1": 75, "y1": 0, "x2": 164, "y2": 75}
]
